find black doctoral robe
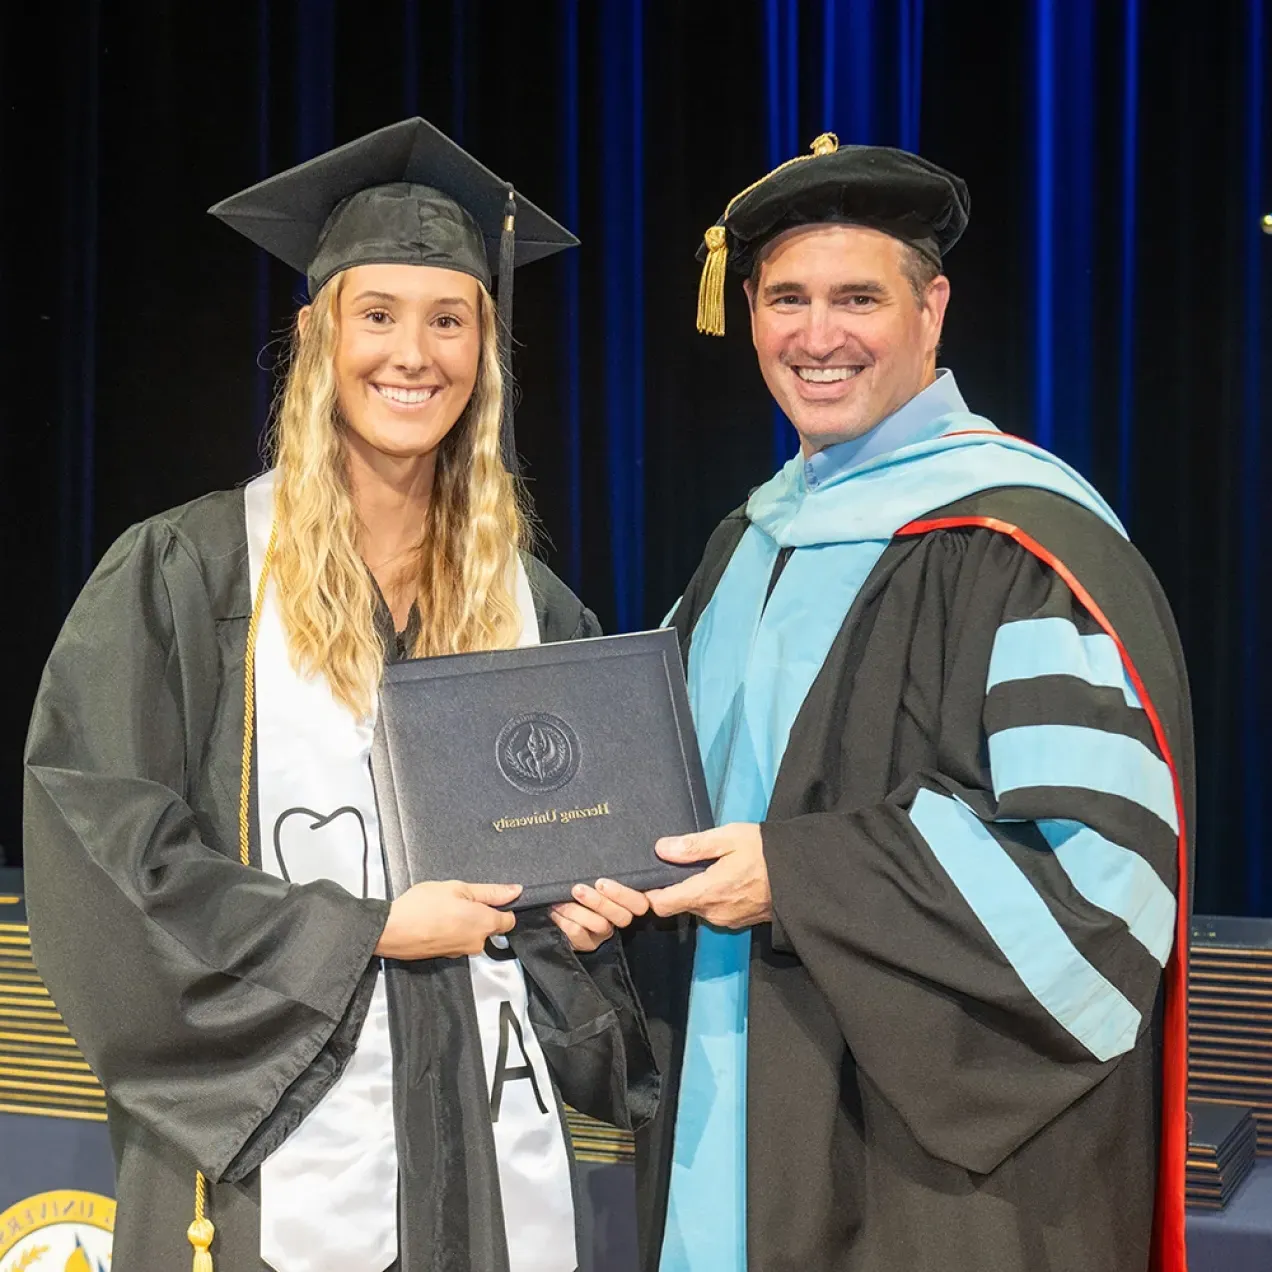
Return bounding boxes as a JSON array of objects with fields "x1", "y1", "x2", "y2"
[
  {"x1": 22, "y1": 488, "x2": 657, "y2": 1272},
  {"x1": 628, "y1": 486, "x2": 1191, "y2": 1272}
]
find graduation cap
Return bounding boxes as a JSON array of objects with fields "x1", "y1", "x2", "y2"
[
  {"x1": 695, "y1": 133, "x2": 969, "y2": 336},
  {"x1": 209, "y1": 117, "x2": 579, "y2": 469}
]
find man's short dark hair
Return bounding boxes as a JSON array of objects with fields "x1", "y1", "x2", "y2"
[
  {"x1": 747, "y1": 233, "x2": 942, "y2": 307},
  {"x1": 897, "y1": 244, "x2": 941, "y2": 304}
]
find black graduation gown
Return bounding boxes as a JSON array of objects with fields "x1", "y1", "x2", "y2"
[
  {"x1": 22, "y1": 488, "x2": 657, "y2": 1272},
  {"x1": 628, "y1": 486, "x2": 1191, "y2": 1272}
]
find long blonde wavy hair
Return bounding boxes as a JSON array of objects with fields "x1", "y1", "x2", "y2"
[{"x1": 265, "y1": 273, "x2": 527, "y2": 718}]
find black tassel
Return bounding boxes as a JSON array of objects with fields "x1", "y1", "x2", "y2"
[{"x1": 497, "y1": 189, "x2": 518, "y2": 475}]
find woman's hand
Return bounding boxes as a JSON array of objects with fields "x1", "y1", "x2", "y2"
[
  {"x1": 549, "y1": 878, "x2": 650, "y2": 953},
  {"x1": 375, "y1": 880, "x2": 522, "y2": 960}
]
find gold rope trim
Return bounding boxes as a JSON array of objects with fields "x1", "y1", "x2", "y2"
[
  {"x1": 188, "y1": 1171, "x2": 214, "y2": 1272},
  {"x1": 188, "y1": 521, "x2": 278, "y2": 1272},
  {"x1": 695, "y1": 131, "x2": 840, "y2": 337},
  {"x1": 239, "y1": 522, "x2": 278, "y2": 869}
]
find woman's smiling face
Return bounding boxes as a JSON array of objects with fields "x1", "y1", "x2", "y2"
[{"x1": 331, "y1": 262, "x2": 483, "y2": 461}]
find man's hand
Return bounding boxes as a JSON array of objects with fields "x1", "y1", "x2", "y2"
[
  {"x1": 375, "y1": 880, "x2": 521, "y2": 960},
  {"x1": 645, "y1": 823, "x2": 771, "y2": 929},
  {"x1": 550, "y1": 878, "x2": 651, "y2": 953}
]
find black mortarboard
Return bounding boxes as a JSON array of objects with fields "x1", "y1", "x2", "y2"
[
  {"x1": 209, "y1": 117, "x2": 578, "y2": 467},
  {"x1": 695, "y1": 133, "x2": 970, "y2": 335}
]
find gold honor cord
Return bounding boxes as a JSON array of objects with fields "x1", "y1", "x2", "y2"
[
  {"x1": 696, "y1": 132, "x2": 841, "y2": 337},
  {"x1": 188, "y1": 523, "x2": 278, "y2": 1272}
]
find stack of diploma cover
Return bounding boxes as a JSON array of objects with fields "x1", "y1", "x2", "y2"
[
  {"x1": 1188, "y1": 914, "x2": 1272, "y2": 1155},
  {"x1": 371, "y1": 629, "x2": 712, "y2": 907},
  {"x1": 1185, "y1": 1100, "x2": 1258, "y2": 1209}
]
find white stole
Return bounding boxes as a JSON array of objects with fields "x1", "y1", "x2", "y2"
[{"x1": 245, "y1": 471, "x2": 576, "y2": 1272}]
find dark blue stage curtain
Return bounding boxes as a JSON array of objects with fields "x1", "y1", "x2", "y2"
[{"x1": 1, "y1": 0, "x2": 1269, "y2": 918}]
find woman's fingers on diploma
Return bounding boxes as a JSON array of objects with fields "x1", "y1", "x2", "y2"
[
  {"x1": 464, "y1": 882, "x2": 523, "y2": 907},
  {"x1": 550, "y1": 900, "x2": 613, "y2": 952},
  {"x1": 376, "y1": 880, "x2": 520, "y2": 959},
  {"x1": 554, "y1": 900, "x2": 613, "y2": 935},
  {"x1": 594, "y1": 878, "x2": 650, "y2": 919},
  {"x1": 575, "y1": 880, "x2": 648, "y2": 927},
  {"x1": 460, "y1": 882, "x2": 519, "y2": 940}
]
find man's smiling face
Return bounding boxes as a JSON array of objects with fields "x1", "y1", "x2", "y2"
[{"x1": 743, "y1": 223, "x2": 950, "y2": 456}]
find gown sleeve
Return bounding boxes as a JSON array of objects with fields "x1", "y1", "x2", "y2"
[
  {"x1": 760, "y1": 528, "x2": 1183, "y2": 1175},
  {"x1": 22, "y1": 518, "x2": 390, "y2": 1182},
  {"x1": 515, "y1": 912, "x2": 659, "y2": 1131}
]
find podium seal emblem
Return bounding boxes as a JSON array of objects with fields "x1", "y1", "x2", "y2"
[
  {"x1": 496, "y1": 712, "x2": 581, "y2": 794},
  {"x1": 0, "y1": 1190, "x2": 115, "y2": 1272}
]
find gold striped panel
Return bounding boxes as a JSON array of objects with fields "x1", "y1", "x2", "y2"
[
  {"x1": 1, "y1": 1057, "x2": 93, "y2": 1075},
  {"x1": 0, "y1": 1102, "x2": 105, "y2": 1123},
  {"x1": 0, "y1": 901, "x2": 108, "y2": 1123},
  {"x1": 565, "y1": 1110, "x2": 635, "y2": 1165},
  {"x1": 1188, "y1": 946, "x2": 1272, "y2": 1158}
]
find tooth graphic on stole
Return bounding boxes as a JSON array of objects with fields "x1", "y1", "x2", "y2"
[{"x1": 272, "y1": 806, "x2": 371, "y2": 898}]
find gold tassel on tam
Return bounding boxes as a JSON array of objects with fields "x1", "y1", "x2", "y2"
[
  {"x1": 695, "y1": 132, "x2": 841, "y2": 337},
  {"x1": 188, "y1": 1172, "x2": 215, "y2": 1272},
  {"x1": 696, "y1": 225, "x2": 729, "y2": 336}
]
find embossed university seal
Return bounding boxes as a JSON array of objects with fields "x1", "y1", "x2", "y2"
[{"x1": 495, "y1": 712, "x2": 581, "y2": 794}]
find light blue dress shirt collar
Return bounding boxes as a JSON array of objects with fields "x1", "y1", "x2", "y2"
[{"x1": 802, "y1": 368, "x2": 969, "y2": 490}]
